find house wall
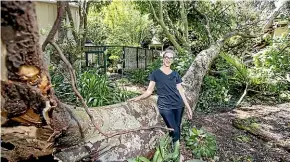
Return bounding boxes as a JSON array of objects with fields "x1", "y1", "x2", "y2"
[{"x1": 35, "y1": 1, "x2": 80, "y2": 44}]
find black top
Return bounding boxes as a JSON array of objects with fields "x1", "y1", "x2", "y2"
[{"x1": 149, "y1": 69, "x2": 184, "y2": 109}]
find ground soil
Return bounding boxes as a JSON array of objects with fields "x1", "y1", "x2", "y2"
[{"x1": 180, "y1": 103, "x2": 290, "y2": 162}]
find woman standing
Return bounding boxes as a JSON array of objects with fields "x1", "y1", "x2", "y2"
[{"x1": 129, "y1": 47, "x2": 193, "y2": 156}]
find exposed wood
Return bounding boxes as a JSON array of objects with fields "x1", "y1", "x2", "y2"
[{"x1": 236, "y1": 83, "x2": 248, "y2": 107}]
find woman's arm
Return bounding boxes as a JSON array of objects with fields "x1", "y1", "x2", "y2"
[
  {"x1": 177, "y1": 83, "x2": 193, "y2": 119},
  {"x1": 128, "y1": 81, "x2": 156, "y2": 101}
]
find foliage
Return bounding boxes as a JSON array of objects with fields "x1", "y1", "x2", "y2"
[
  {"x1": 127, "y1": 156, "x2": 150, "y2": 162},
  {"x1": 49, "y1": 65, "x2": 77, "y2": 105},
  {"x1": 220, "y1": 52, "x2": 249, "y2": 83},
  {"x1": 87, "y1": 9, "x2": 108, "y2": 45},
  {"x1": 106, "y1": 47, "x2": 123, "y2": 70},
  {"x1": 196, "y1": 75, "x2": 237, "y2": 113},
  {"x1": 129, "y1": 134, "x2": 179, "y2": 162},
  {"x1": 127, "y1": 69, "x2": 150, "y2": 85},
  {"x1": 185, "y1": 127, "x2": 217, "y2": 159},
  {"x1": 146, "y1": 58, "x2": 162, "y2": 74},
  {"x1": 220, "y1": 43, "x2": 290, "y2": 104},
  {"x1": 235, "y1": 135, "x2": 251, "y2": 143},
  {"x1": 50, "y1": 67, "x2": 139, "y2": 107},
  {"x1": 171, "y1": 53, "x2": 195, "y2": 76},
  {"x1": 102, "y1": 0, "x2": 153, "y2": 46},
  {"x1": 253, "y1": 37, "x2": 290, "y2": 76},
  {"x1": 78, "y1": 70, "x2": 139, "y2": 107}
]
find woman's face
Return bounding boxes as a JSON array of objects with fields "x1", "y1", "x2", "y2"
[{"x1": 162, "y1": 52, "x2": 174, "y2": 67}]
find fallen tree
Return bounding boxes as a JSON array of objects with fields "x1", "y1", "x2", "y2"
[{"x1": 1, "y1": 1, "x2": 286, "y2": 161}]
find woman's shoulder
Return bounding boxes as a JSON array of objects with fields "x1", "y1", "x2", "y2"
[
  {"x1": 151, "y1": 69, "x2": 161, "y2": 74},
  {"x1": 172, "y1": 70, "x2": 179, "y2": 75}
]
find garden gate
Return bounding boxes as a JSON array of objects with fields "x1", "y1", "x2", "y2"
[{"x1": 84, "y1": 45, "x2": 159, "y2": 73}]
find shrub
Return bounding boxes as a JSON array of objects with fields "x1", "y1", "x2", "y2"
[
  {"x1": 185, "y1": 127, "x2": 217, "y2": 159},
  {"x1": 50, "y1": 67, "x2": 139, "y2": 107}
]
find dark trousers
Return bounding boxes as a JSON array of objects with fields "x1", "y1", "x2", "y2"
[{"x1": 159, "y1": 107, "x2": 184, "y2": 143}]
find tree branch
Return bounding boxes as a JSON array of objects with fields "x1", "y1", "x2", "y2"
[
  {"x1": 149, "y1": 1, "x2": 160, "y2": 23},
  {"x1": 163, "y1": 9, "x2": 186, "y2": 45},
  {"x1": 236, "y1": 83, "x2": 248, "y2": 107},
  {"x1": 149, "y1": 1, "x2": 182, "y2": 52},
  {"x1": 79, "y1": 1, "x2": 84, "y2": 35},
  {"x1": 263, "y1": 0, "x2": 287, "y2": 32},
  {"x1": 65, "y1": 2, "x2": 78, "y2": 42},
  {"x1": 221, "y1": 31, "x2": 257, "y2": 43},
  {"x1": 42, "y1": 1, "x2": 65, "y2": 51},
  {"x1": 180, "y1": 1, "x2": 189, "y2": 44},
  {"x1": 81, "y1": 1, "x2": 91, "y2": 50},
  {"x1": 192, "y1": 6, "x2": 213, "y2": 44}
]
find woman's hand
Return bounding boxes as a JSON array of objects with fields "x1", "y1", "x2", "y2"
[
  {"x1": 186, "y1": 106, "x2": 193, "y2": 120},
  {"x1": 129, "y1": 81, "x2": 155, "y2": 102}
]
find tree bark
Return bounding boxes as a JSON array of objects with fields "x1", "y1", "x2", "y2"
[
  {"x1": 58, "y1": 3, "x2": 67, "y2": 44},
  {"x1": 180, "y1": 1, "x2": 189, "y2": 47},
  {"x1": 80, "y1": 1, "x2": 91, "y2": 51},
  {"x1": 182, "y1": 43, "x2": 223, "y2": 111}
]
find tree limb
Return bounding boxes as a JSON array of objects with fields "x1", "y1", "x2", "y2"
[
  {"x1": 65, "y1": 1, "x2": 78, "y2": 42},
  {"x1": 163, "y1": 9, "x2": 186, "y2": 45},
  {"x1": 236, "y1": 83, "x2": 248, "y2": 107},
  {"x1": 192, "y1": 6, "x2": 214, "y2": 44},
  {"x1": 149, "y1": 1, "x2": 182, "y2": 52},
  {"x1": 42, "y1": 1, "x2": 65, "y2": 51},
  {"x1": 263, "y1": 0, "x2": 287, "y2": 32},
  {"x1": 149, "y1": 1, "x2": 160, "y2": 23},
  {"x1": 79, "y1": 1, "x2": 84, "y2": 35},
  {"x1": 81, "y1": 1, "x2": 91, "y2": 51},
  {"x1": 180, "y1": 1, "x2": 189, "y2": 44},
  {"x1": 221, "y1": 31, "x2": 257, "y2": 43}
]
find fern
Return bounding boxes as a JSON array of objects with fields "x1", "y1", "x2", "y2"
[{"x1": 220, "y1": 52, "x2": 249, "y2": 82}]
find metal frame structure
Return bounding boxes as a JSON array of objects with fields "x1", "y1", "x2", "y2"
[{"x1": 84, "y1": 45, "x2": 159, "y2": 73}]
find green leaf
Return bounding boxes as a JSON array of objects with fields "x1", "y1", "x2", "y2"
[{"x1": 137, "y1": 157, "x2": 150, "y2": 162}]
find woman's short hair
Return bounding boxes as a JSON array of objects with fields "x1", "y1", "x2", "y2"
[{"x1": 161, "y1": 46, "x2": 176, "y2": 57}]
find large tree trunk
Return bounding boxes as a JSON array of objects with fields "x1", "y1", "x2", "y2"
[{"x1": 182, "y1": 43, "x2": 223, "y2": 110}]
